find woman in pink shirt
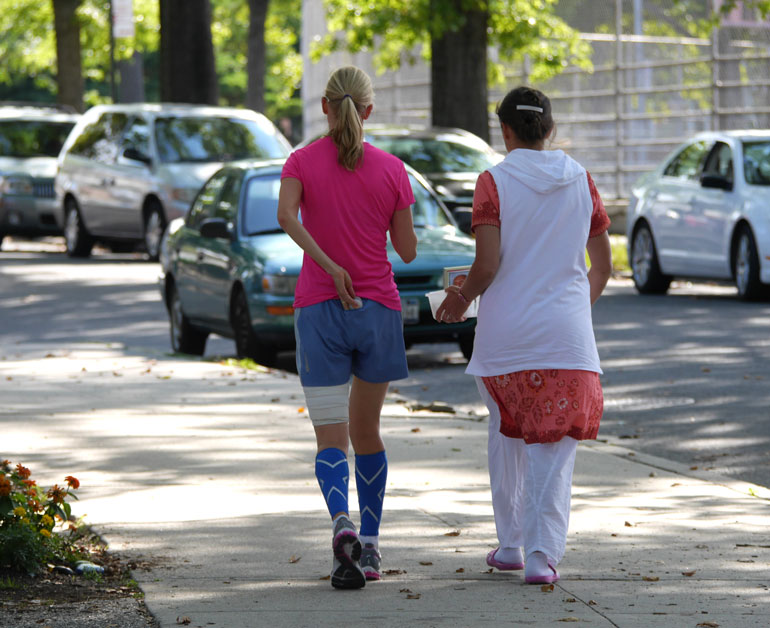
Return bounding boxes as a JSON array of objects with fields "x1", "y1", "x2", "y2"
[{"x1": 277, "y1": 66, "x2": 417, "y2": 589}]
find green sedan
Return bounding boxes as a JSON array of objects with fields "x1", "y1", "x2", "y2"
[{"x1": 159, "y1": 159, "x2": 477, "y2": 365}]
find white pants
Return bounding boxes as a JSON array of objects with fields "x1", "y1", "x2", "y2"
[{"x1": 476, "y1": 377, "x2": 578, "y2": 565}]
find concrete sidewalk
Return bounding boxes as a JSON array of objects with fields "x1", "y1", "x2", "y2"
[{"x1": 2, "y1": 343, "x2": 769, "y2": 627}]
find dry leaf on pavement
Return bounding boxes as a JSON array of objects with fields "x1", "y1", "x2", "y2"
[
  {"x1": 176, "y1": 617, "x2": 191, "y2": 625},
  {"x1": 541, "y1": 584, "x2": 555, "y2": 592},
  {"x1": 642, "y1": 576, "x2": 660, "y2": 582},
  {"x1": 444, "y1": 530, "x2": 461, "y2": 537},
  {"x1": 289, "y1": 555, "x2": 301, "y2": 563},
  {"x1": 682, "y1": 570, "x2": 696, "y2": 576}
]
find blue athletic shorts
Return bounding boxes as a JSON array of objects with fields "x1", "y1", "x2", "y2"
[{"x1": 294, "y1": 298, "x2": 409, "y2": 386}]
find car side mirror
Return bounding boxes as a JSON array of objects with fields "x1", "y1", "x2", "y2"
[
  {"x1": 199, "y1": 217, "x2": 233, "y2": 240},
  {"x1": 452, "y1": 207, "x2": 473, "y2": 234},
  {"x1": 123, "y1": 147, "x2": 152, "y2": 165},
  {"x1": 700, "y1": 173, "x2": 733, "y2": 191}
]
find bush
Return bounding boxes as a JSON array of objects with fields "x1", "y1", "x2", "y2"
[{"x1": 0, "y1": 460, "x2": 85, "y2": 574}]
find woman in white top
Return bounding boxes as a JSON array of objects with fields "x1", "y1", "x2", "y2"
[{"x1": 436, "y1": 85, "x2": 613, "y2": 584}]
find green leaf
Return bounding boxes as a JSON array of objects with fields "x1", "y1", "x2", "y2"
[{"x1": 0, "y1": 495, "x2": 13, "y2": 517}]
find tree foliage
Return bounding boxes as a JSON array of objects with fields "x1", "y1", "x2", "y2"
[{"x1": 312, "y1": 0, "x2": 591, "y2": 86}]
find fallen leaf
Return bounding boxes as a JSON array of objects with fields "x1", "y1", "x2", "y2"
[
  {"x1": 455, "y1": 567, "x2": 464, "y2": 573},
  {"x1": 682, "y1": 570, "x2": 696, "y2": 577},
  {"x1": 690, "y1": 466, "x2": 699, "y2": 470},
  {"x1": 642, "y1": 576, "x2": 660, "y2": 582},
  {"x1": 419, "y1": 561, "x2": 433, "y2": 565},
  {"x1": 319, "y1": 575, "x2": 330, "y2": 580},
  {"x1": 588, "y1": 600, "x2": 597, "y2": 605},
  {"x1": 671, "y1": 483, "x2": 682, "y2": 487},
  {"x1": 649, "y1": 472, "x2": 656, "y2": 477},
  {"x1": 541, "y1": 584, "x2": 554, "y2": 592},
  {"x1": 383, "y1": 568, "x2": 405, "y2": 575},
  {"x1": 399, "y1": 588, "x2": 411, "y2": 593},
  {"x1": 624, "y1": 521, "x2": 634, "y2": 527},
  {"x1": 411, "y1": 427, "x2": 421, "y2": 433},
  {"x1": 696, "y1": 623, "x2": 720, "y2": 628},
  {"x1": 297, "y1": 407, "x2": 305, "y2": 413},
  {"x1": 557, "y1": 619, "x2": 579, "y2": 623},
  {"x1": 176, "y1": 617, "x2": 191, "y2": 625},
  {"x1": 45, "y1": 353, "x2": 55, "y2": 358},
  {"x1": 701, "y1": 367, "x2": 711, "y2": 373},
  {"x1": 564, "y1": 597, "x2": 577, "y2": 603},
  {"x1": 270, "y1": 397, "x2": 280, "y2": 402},
  {"x1": 610, "y1": 533, "x2": 617, "y2": 537},
  {"x1": 157, "y1": 375, "x2": 171, "y2": 380},
  {"x1": 406, "y1": 593, "x2": 422, "y2": 599},
  {"x1": 444, "y1": 530, "x2": 461, "y2": 537},
  {"x1": 288, "y1": 555, "x2": 301, "y2": 563}
]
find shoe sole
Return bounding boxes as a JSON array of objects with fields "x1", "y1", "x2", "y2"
[
  {"x1": 331, "y1": 529, "x2": 365, "y2": 589},
  {"x1": 362, "y1": 568, "x2": 380, "y2": 581}
]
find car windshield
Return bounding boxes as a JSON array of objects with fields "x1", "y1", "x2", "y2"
[
  {"x1": 743, "y1": 141, "x2": 770, "y2": 185},
  {"x1": 242, "y1": 172, "x2": 454, "y2": 236},
  {"x1": 368, "y1": 135, "x2": 499, "y2": 174},
  {"x1": 243, "y1": 173, "x2": 282, "y2": 235},
  {"x1": 0, "y1": 121, "x2": 75, "y2": 158},
  {"x1": 154, "y1": 116, "x2": 290, "y2": 164}
]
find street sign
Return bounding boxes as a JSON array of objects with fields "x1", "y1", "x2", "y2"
[{"x1": 113, "y1": 0, "x2": 135, "y2": 39}]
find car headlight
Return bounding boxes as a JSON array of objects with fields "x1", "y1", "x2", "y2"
[
  {"x1": 0, "y1": 175, "x2": 34, "y2": 196},
  {"x1": 262, "y1": 274, "x2": 298, "y2": 296}
]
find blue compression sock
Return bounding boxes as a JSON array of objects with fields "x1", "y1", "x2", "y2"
[
  {"x1": 355, "y1": 450, "x2": 388, "y2": 537},
  {"x1": 315, "y1": 448, "x2": 349, "y2": 518}
]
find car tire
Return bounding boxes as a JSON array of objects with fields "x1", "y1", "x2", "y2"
[
  {"x1": 733, "y1": 225, "x2": 769, "y2": 301},
  {"x1": 63, "y1": 198, "x2": 94, "y2": 258},
  {"x1": 630, "y1": 222, "x2": 670, "y2": 294},
  {"x1": 169, "y1": 282, "x2": 208, "y2": 355},
  {"x1": 458, "y1": 333, "x2": 474, "y2": 361},
  {"x1": 143, "y1": 200, "x2": 166, "y2": 262},
  {"x1": 231, "y1": 288, "x2": 277, "y2": 366}
]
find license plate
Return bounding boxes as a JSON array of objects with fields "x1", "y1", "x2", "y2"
[{"x1": 401, "y1": 297, "x2": 420, "y2": 325}]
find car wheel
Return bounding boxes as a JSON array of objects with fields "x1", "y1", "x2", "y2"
[
  {"x1": 458, "y1": 333, "x2": 474, "y2": 361},
  {"x1": 143, "y1": 200, "x2": 166, "y2": 262},
  {"x1": 169, "y1": 282, "x2": 208, "y2": 355},
  {"x1": 630, "y1": 223, "x2": 670, "y2": 294},
  {"x1": 231, "y1": 288, "x2": 277, "y2": 366},
  {"x1": 733, "y1": 225, "x2": 768, "y2": 301},
  {"x1": 63, "y1": 198, "x2": 94, "y2": 258}
]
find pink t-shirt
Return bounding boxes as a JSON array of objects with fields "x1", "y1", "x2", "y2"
[{"x1": 281, "y1": 136, "x2": 415, "y2": 310}]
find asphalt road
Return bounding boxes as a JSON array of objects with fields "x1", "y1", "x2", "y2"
[{"x1": 2, "y1": 237, "x2": 769, "y2": 488}]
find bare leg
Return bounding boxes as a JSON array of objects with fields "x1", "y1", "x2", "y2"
[{"x1": 348, "y1": 376, "x2": 388, "y2": 455}]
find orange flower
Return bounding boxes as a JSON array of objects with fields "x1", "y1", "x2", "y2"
[
  {"x1": 1, "y1": 460, "x2": 10, "y2": 469},
  {"x1": 47, "y1": 484, "x2": 67, "y2": 504},
  {"x1": 64, "y1": 475, "x2": 80, "y2": 490},
  {"x1": 15, "y1": 464, "x2": 31, "y2": 479},
  {"x1": 0, "y1": 476, "x2": 11, "y2": 496},
  {"x1": 23, "y1": 479, "x2": 36, "y2": 487}
]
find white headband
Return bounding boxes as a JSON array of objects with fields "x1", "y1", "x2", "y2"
[{"x1": 516, "y1": 104, "x2": 543, "y2": 113}]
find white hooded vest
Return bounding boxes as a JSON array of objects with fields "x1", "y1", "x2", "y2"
[{"x1": 465, "y1": 148, "x2": 602, "y2": 376}]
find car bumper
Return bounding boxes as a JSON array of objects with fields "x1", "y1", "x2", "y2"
[{"x1": 0, "y1": 195, "x2": 61, "y2": 237}]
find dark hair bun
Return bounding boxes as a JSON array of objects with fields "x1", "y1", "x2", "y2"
[{"x1": 496, "y1": 86, "x2": 554, "y2": 145}]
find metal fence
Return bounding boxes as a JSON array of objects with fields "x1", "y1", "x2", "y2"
[{"x1": 302, "y1": 0, "x2": 770, "y2": 215}]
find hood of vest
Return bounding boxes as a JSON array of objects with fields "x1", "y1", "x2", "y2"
[{"x1": 494, "y1": 148, "x2": 585, "y2": 194}]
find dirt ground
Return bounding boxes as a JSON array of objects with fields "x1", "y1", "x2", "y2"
[{"x1": 0, "y1": 546, "x2": 159, "y2": 628}]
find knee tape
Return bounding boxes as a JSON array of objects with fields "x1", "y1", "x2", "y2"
[{"x1": 303, "y1": 383, "x2": 350, "y2": 426}]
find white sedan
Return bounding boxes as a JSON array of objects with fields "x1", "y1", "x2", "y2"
[{"x1": 626, "y1": 130, "x2": 770, "y2": 300}]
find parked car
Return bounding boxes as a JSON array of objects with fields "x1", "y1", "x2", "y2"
[
  {"x1": 298, "y1": 125, "x2": 504, "y2": 233},
  {"x1": 158, "y1": 159, "x2": 477, "y2": 365},
  {"x1": 0, "y1": 104, "x2": 79, "y2": 248},
  {"x1": 54, "y1": 103, "x2": 292, "y2": 260},
  {"x1": 626, "y1": 130, "x2": 770, "y2": 300}
]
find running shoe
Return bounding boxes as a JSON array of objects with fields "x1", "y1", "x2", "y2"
[
  {"x1": 360, "y1": 543, "x2": 381, "y2": 581},
  {"x1": 330, "y1": 516, "x2": 365, "y2": 589}
]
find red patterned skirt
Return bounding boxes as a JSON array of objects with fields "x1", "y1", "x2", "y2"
[{"x1": 481, "y1": 369, "x2": 604, "y2": 444}]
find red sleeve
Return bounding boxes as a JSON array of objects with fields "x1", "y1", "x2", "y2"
[
  {"x1": 587, "y1": 172, "x2": 611, "y2": 237},
  {"x1": 471, "y1": 171, "x2": 501, "y2": 232}
]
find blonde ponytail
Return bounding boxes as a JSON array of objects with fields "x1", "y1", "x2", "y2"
[{"x1": 325, "y1": 66, "x2": 374, "y2": 171}]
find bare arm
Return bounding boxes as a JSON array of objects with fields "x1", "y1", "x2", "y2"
[
  {"x1": 435, "y1": 224, "x2": 500, "y2": 322},
  {"x1": 389, "y1": 207, "x2": 418, "y2": 263},
  {"x1": 276, "y1": 177, "x2": 359, "y2": 309},
  {"x1": 586, "y1": 230, "x2": 612, "y2": 305}
]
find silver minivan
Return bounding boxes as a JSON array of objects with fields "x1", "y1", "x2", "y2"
[{"x1": 54, "y1": 103, "x2": 291, "y2": 259}]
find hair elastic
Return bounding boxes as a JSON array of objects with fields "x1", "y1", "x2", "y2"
[
  {"x1": 516, "y1": 104, "x2": 543, "y2": 113},
  {"x1": 342, "y1": 94, "x2": 353, "y2": 100}
]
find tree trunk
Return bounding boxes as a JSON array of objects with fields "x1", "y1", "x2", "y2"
[
  {"x1": 159, "y1": 0, "x2": 219, "y2": 104},
  {"x1": 246, "y1": 0, "x2": 269, "y2": 112},
  {"x1": 52, "y1": 0, "x2": 84, "y2": 112},
  {"x1": 430, "y1": 3, "x2": 489, "y2": 142}
]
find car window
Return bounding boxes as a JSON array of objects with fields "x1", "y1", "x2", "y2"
[
  {"x1": 0, "y1": 120, "x2": 75, "y2": 158},
  {"x1": 214, "y1": 173, "x2": 242, "y2": 223},
  {"x1": 702, "y1": 142, "x2": 733, "y2": 181},
  {"x1": 187, "y1": 172, "x2": 229, "y2": 229},
  {"x1": 368, "y1": 136, "x2": 499, "y2": 173},
  {"x1": 743, "y1": 141, "x2": 770, "y2": 185},
  {"x1": 154, "y1": 116, "x2": 290, "y2": 164},
  {"x1": 121, "y1": 116, "x2": 151, "y2": 160},
  {"x1": 410, "y1": 174, "x2": 452, "y2": 228},
  {"x1": 69, "y1": 112, "x2": 128, "y2": 163},
  {"x1": 663, "y1": 140, "x2": 710, "y2": 180},
  {"x1": 242, "y1": 174, "x2": 282, "y2": 235}
]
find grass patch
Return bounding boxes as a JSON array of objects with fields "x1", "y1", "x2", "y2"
[
  {"x1": 610, "y1": 235, "x2": 629, "y2": 273},
  {"x1": 0, "y1": 575, "x2": 20, "y2": 590}
]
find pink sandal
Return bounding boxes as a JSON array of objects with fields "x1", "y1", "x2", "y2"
[
  {"x1": 524, "y1": 562, "x2": 560, "y2": 584},
  {"x1": 486, "y1": 548, "x2": 524, "y2": 571}
]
